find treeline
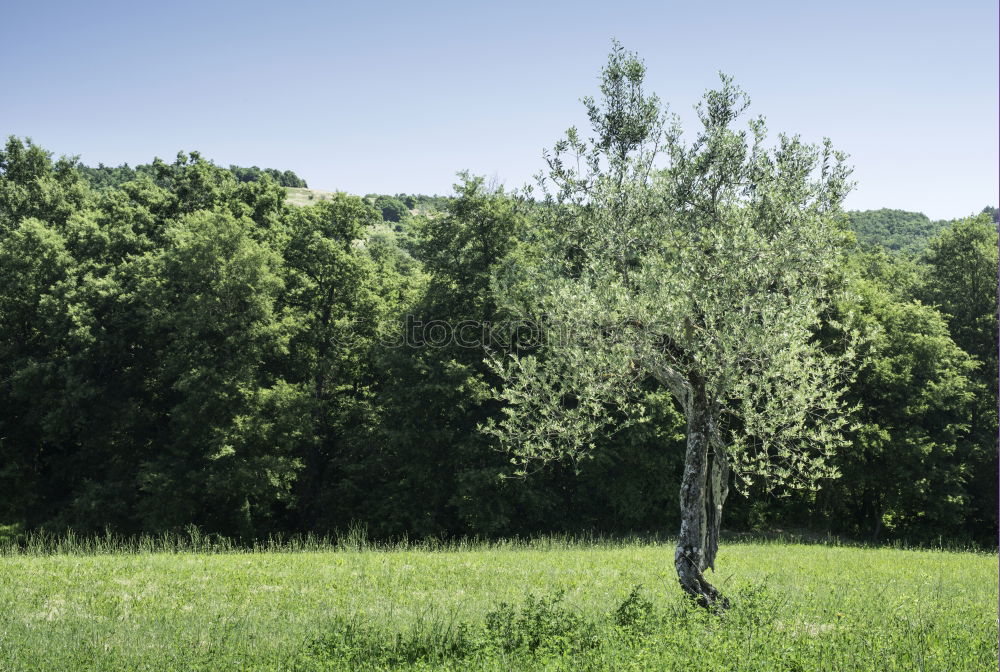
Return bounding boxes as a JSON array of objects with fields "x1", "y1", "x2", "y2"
[
  {"x1": 0, "y1": 136, "x2": 996, "y2": 546},
  {"x1": 847, "y1": 209, "x2": 951, "y2": 255},
  {"x1": 847, "y1": 206, "x2": 999, "y2": 256},
  {"x1": 77, "y1": 155, "x2": 308, "y2": 191}
]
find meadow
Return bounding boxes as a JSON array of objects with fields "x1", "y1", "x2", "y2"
[{"x1": 0, "y1": 534, "x2": 995, "y2": 671}]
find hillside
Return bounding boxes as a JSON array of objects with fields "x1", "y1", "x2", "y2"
[
  {"x1": 284, "y1": 187, "x2": 449, "y2": 216},
  {"x1": 846, "y1": 209, "x2": 950, "y2": 255},
  {"x1": 285, "y1": 186, "x2": 339, "y2": 207}
]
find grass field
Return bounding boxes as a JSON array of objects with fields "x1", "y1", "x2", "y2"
[
  {"x1": 0, "y1": 536, "x2": 995, "y2": 671},
  {"x1": 285, "y1": 187, "x2": 340, "y2": 207}
]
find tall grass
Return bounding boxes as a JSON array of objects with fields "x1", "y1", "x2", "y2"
[
  {"x1": 0, "y1": 535, "x2": 994, "y2": 670},
  {"x1": 0, "y1": 525, "x2": 679, "y2": 557},
  {"x1": 0, "y1": 524, "x2": 987, "y2": 557}
]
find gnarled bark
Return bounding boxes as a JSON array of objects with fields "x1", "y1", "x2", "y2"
[{"x1": 674, "y1": 375, "x2": 730, "y2": 610}]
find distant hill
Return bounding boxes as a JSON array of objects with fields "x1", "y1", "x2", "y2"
[
  {"x1": 286, "y1": 188, "x2": 450, "y2": 217},
  {"x1": 846, "y1": 209, "x2": 951, "y2": 256}
]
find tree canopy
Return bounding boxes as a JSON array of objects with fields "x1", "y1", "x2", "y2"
[{"x1": 483, "y1": 44, "x2": 859, "y2": 606}]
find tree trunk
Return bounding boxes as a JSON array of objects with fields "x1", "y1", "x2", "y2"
[{"x1": 675, "y1": 375, "x2": 730, "y2": 610}]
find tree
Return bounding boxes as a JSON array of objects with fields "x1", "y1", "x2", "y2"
[
  {"x1": 810, "y1": 252, "x2": 976, "y2": 541},
  {"x1": 918, "y1": 214, "x2": 998, "y2": 540},
  {"x1": 374, "y1": 195, "x2": 409, "y2": 223},
  {"x1": 0, "y1": 136, "x2": 89, "y2": 233},
  {"x1": 135, "y1": 209, "x2": 301, "y2": 536},
  {"x1": 0, "y1": 217, "x2": 78, "y2": 526},
  {"x1": 355, "y1": 176, "x2": 530, "y2": 537},
  {"x1": 280, "y1": 195, "x2": 385, "y2": 528},
  {"x1": 485, "y1": 44, "x2": 855, "y2": 607},
  {"x1": 919, "y1": 215, "x2": 998, "y2": 374}
]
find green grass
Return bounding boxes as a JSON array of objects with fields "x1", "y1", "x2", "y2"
[{"x1": 0, "y1": 536, "x2": 994, "y2": 671}]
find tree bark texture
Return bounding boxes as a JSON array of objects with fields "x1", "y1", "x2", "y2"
[{"x1": 674, "y1": 374, "x2": 730, "y2": 609}]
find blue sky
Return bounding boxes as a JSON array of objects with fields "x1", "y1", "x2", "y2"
[{"x1": 4, "y1": 0, "x2": 996, "y2": 220}]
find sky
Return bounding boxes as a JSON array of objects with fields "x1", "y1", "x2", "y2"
[{"x1": 3, "y1": 0, "x2": 997, "y2": 220}]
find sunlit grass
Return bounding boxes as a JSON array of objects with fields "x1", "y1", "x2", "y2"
[
  {"x1": 0, "y1": 535, "x2": 994, "y2": 671},
  {"x1": 285, "y1": 187, "x2": 336, "y2": 207}
]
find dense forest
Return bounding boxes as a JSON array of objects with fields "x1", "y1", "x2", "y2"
[{"x1": 0, "y1": 134, "x2": 996, "y2": 546}]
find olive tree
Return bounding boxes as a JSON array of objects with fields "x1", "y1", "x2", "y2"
[{"x1": 484, "y1": 44, "x2": 856, "y2": 608}]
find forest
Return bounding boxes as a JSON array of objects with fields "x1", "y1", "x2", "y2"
[{"x1": 0, "y1": 87, "x2": 996, "y2": 550}]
